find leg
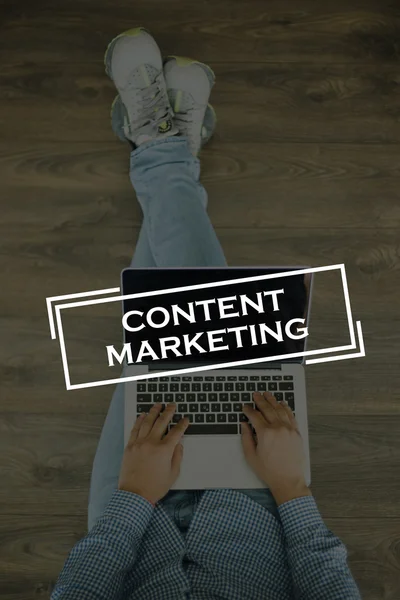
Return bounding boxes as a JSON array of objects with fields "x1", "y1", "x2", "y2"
[
  {"x1": 89, "y1": 28, "x2": 272, "y2": 529},
  {"x1": 130, "y1": 136, "x2": 226, "y2": 267},
  {"x1": 130, "y1": 224, "x2": 156, "y2": 267},
  {"x1": 89, "y1": 28, "x2": 225, "y2": 529},
  {"x1": 89, "y1": 212, "x2": 156, "y2": 530},
  {"x1": 88, "y1": 139, "x2": 226, "y2": 530},
  {"x1": 88, "y1": 381, "x2": 126, "y2": 529}
]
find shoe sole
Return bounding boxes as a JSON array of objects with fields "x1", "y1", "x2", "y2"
[
  {"x1": 201, "y1": 103, "x2": 217, "y2": 148},
  {"x1": 104, "y1": 26, "x2": 149, "y2": 78},
  {"x1": 206, "y1": 103, "x2": 217, "y2": 128}
]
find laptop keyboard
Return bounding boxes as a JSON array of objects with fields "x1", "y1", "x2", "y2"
[{"x1": 136, "y1": 372, "x2": 295, "y2": 435}]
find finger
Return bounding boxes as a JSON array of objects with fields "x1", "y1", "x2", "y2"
[
  {"x1": 149, "y1": 403, "x2": 176, "y2": 440},
  {"x1": 171, "y1": 442, "x2": 184, "y2": 477},
  {"x1": 253, "y1": 392, "x2": 279, "y2": 424},
  {"x1": 282, "y1": 401, "x2": 300, "y2": 431},
  {"x1": 242, "y1": 404, "x2": 267, "y2": 435},
  {"x1": 264, "y1": 393, "x2": 292, "y2": 427},
  {"x1": 128, "y1": 413, "x2": 146, "y2": 445},
  {"x1": 164, "y1": 416, "x2": 190, "y2": 446},
  {"x1": 282, "y1": 401, "x2": 295, "y2": 422},
  {"x1": 275, "y1": 401, "x2": 292, "y2": 426},
  {"x1": 137, "y1": 403, "x2": 163, "y2": 439},
  {"x1": 263, "y1": 391, "x2": 280, "y2": 408},
  {"x1": 263, "y1": 391, "x2": 286, "y2": 412},
  {"x1": 240, "y1": 421, "x2": 257, "y2": 468}
]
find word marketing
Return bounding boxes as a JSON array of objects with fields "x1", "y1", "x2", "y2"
[{"x1": 106, "y1": 288, "x2": 308, "y2": 366}]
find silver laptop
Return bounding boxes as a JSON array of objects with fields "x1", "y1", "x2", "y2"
[{"x1": 123, "y1": 267, "x2": 312, "y2": 489}]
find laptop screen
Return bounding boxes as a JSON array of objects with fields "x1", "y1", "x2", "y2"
[{"x1": 121, "y1": 267, "x2": 311, "y2": 367}]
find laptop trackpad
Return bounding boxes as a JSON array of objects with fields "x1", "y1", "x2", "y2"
[{"x1": 172, "y1": 434, "x2": 265, "y2": 490}]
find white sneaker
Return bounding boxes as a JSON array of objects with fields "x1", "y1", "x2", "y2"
[
  {"x1": 111, "y1": 95, "x2": 217, "y2": 150},
  {"x1": 104, "y1": 28, "x2": 178, "y2": 145},
  {"x1": 163, "y1": 56, "x2": 215, "y2": 155}
]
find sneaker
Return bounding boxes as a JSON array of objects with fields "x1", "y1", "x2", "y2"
[
  {"x1": 104, "y1": 28, "x2": 178, "y2": 145},
  {"x1": 111, "y1": 95, "x2": 217, "y2": 151},
  {"x1": 163, "y1": 56, "x2": 215, "y2": 155}
]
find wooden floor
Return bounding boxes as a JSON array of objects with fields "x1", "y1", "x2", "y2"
[{"x1": 1, "y1": 0, "x2": 400, "y2": 597}]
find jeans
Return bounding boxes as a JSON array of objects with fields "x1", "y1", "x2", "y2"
[{"x1": 88, "y1": 137, "x2": 278, "y2": 531}]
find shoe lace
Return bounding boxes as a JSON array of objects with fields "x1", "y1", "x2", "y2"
[{"x1": 128, "y1": 73, "x2": 172, "y2": 130}]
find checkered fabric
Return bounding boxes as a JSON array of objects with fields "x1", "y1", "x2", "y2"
[{"x1": 52, "y1": 489, "x2": 361, "y2": 599}]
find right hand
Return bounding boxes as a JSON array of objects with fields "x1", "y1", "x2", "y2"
[
  {"x1": 118, "y1": 403, "x2": 189, "y2": 505},
  {"x1": 241, "y1": 392, "x2": 311, "y2": 506}
]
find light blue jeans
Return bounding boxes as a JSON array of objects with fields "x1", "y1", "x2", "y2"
[{"x1": 88, "y1": 137, "x2": 278, "y2": 532}]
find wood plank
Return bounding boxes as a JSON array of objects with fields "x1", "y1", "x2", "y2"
[
  {"x1": 0, "y1": 318, "x2": 400, "y2": 414},
  {"x1": 0, "y1": 228, "x2": 398, "y2": 319},
  {"x1": 325, "y1": 519, "x2": 400, "y2": 600},
  {"x1": 1, "y1": 315, "x2": 399, "y2": 415},
  {"x1": 0, "y1": 412, "x2": 99, "y2": 516},
  {"x1": 0, "y1": 413, "x2": 399, "y2": 517},
  {"x1": 1, "y1": 0, "x2": 400, "y2": 64},
  {"x1": 0, "y1": 514, "x2": 398, "y2": 599},
  {"x1": 0, "y1": 514, "x2": 86, "y2": 599},
  {"x1": 1, "y1": 62, "x2": 400, "y2": 142},
  {"x1": 1, "y1": 142, "x2": 400, "y2": 229},
  {"x1": 1, "y1": 335, "x2": 399, "y2": 415},
  {"x1": 1, "y1": 0, "x2": 399, "y2": 594}
]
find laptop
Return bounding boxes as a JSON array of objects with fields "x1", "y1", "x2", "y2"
[{"x1": 123, "y1": 267, "x2": 312, "y2": 489}]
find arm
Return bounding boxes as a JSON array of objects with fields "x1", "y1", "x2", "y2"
[
  {"x1": 241, "y1": 392, "x2": 360, "y2": 600},
  {"x1": 52, "y1": 491, "x2": 154, "y2": 600},
  {"x1": 279, "y1": 496, "x2": 361, "y2": 599},
  {"x1": 53, "y1": 403, "x2": 189, "y2": 600}
]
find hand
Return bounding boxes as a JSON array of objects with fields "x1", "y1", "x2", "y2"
[
  {"x1": 241, "y1": 392, "x2": 311, "y2": 506},
  {"x1": 118, "y1": 403, "x2": 189, "y2": 505}
]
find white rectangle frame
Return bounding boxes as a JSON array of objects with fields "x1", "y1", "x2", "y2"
[{"x1": 48, "y1": 263, "x2": 363, "y2": 390}]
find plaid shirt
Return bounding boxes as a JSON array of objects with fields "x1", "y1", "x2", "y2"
[{"x1": 52, "y1": 489, "x2": 360, "y2": 599}]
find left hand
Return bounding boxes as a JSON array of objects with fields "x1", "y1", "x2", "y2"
[{"x1": 118, "y1": 403, "x2": 189, "y2": 505}]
